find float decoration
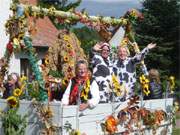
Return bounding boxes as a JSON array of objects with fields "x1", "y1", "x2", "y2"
[{"x1": 23, "y1": 36, "x2": 48, "y2": 101}]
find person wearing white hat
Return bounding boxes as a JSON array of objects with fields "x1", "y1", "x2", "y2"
[{"x1": 90, "y1": 42, "x2": 113, "y2": 103}]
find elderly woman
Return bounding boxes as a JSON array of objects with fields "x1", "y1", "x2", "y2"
[
  {"x1": 61, "y1": 60, "x2": 100, "y2": 111},
  {"x1": 90, "y1": 42, "x2": 113, "y2": 103},
  {"x1": 113, "y1": 43, "x2": 156, "y2": 100}
]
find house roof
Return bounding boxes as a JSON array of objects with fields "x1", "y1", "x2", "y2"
[{"x1": 20, "y1": 0, "x2": 59, "y2": 47}]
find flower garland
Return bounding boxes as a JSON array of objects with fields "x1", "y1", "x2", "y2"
[
  {"x1": 23, "y1": 36, "x2": 48, "y2": 101},
  {"x1": 101, "y1": 96, "x2": 168, "y2": 134}
]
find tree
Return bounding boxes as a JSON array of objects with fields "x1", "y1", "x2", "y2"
[
  {"x1": 71, "y1": 26, "x2": 102, "y2": 56},
  {"x1": 135, "y1": 0, "x2": 180, "y2": 79}
]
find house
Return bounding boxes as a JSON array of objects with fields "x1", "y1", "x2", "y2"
[{"x1": 0, "y1": 0, "x2": 59, "y2": 79}]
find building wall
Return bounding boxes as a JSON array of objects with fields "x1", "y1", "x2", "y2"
[
  {"x1": 0, "y1": 0, "x2": 47, "y2": 77},
  {"x1": 0, "y1": 0, "x2": 21, "y2": 75}
]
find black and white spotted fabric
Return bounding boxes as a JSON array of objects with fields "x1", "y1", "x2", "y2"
[
  {"x1": 113, "y1": 47, "x2": 149, "y2": 99},
  {"x1": 90, "y1": 52, "x2": 113, "y2": 103}
]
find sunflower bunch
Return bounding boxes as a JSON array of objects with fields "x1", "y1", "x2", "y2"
[
  {"x1": 81, "y1": 79, "x2": 90, "y2": 101},
  {"x1": 112, "y1": 75, "x2": 122, "y2": 96},
  {"x1": 139, "y1": 74, "x2": 150, "y2": 96}
]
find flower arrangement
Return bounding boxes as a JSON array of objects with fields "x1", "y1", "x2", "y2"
[
  {"x1": 0, "y1": 84, "x2": 28, "y2": 135},
  {"x1": 139, "y1": 74, "x2": 150, "y2": 96}
]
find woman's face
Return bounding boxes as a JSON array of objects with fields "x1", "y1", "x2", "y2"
[
  {"x1": 118, "y1": 47, "x2": 128, "y2": 60},
  {"x1": 77, "y1": 63, "x2": 88, "y2": 78},
  {"x1": 101, "y1": 46, "x2": 110, "y2": 59}
]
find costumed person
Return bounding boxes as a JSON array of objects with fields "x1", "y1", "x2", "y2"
[
  {"x1": 113, "y1": 43, "x2": 156, "y2": 100},
  {"x1": 89, "y1": 42, "x2": 113, "y2": 103},
  {"x1": 3, "y1": 73, "x2": 21, "y2": 99},
  {"x1": 61, "y1": 60, "x2": 100, "y2": 111},
  {"x1": 144, "y1": 69, "x2": 163, "y2": 100}
]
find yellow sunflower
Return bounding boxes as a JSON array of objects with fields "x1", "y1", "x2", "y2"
[
  {"x1": 62, "y1": 78, "x2": 69, "y2": 86},
  {"x1": 130, "y1": 9, "x2": 137, "y2": 17},
  {"x1": 120, "y1": 37, "x2": 129, "y2": 47},
  {"x1": 67, "y1": 44, "x2": 72, "y2": 49},
  {"x1": 7, "y1": 96, "x2": 18, "y2": 108},
  {"x1": 13, "y1": 88, "x2": 23, "y2": 97},
  {"x1": 45, "y1": 58, "x2": 49, "y2": 65},
  {"x1": 63, "y1": 35, "x2": 71, "y2": 41},
  {"x1": 20, "y1": 75, "x2": 27, "y2": 82}
]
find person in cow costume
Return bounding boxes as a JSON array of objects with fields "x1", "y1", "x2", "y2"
[
  {"x1": 90, "y1": 42, "x2": 114, "y2": 103},
  {"x1": 113, "y1": 43, "x2": 156, "y2": 100}
]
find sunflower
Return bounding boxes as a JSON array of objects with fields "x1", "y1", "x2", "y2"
[
  {"x1": 20, "y1": 75, "x2": 27, "y2": 82},
  {"x1": 62, "y1": 78, "x2": 69, "y2": 86},
  {"x1": 67, "y1": 44, "x2": 72, "y2": 49},
  {"x1": 63, "y1": 35, "x2": 70, "y2": 41},
  {"x1": 45, "y1": 57, "x2": 49, "y2": 65},
  {"x1": 120, "y1": 37, "x2": 129, "y2": 47},
  {"x1": 130, "y1": 9, "x2": 137, "y2": 17},
  {"x1": 169, "y1": 76, "x2": 175, "y2": 92},
  {"x1": 13, "y1": 88, "x2": 23, "y2": 97},
  {"x1": 7, "y1": 96, "x2": 18, "y2": 108},
  {"x1": 63, "y1": 56, "x2": 69, "y2": 62}
]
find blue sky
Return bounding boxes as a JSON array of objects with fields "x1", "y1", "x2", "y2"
[{"x1": 77, "y1": 0, "x2": 142, "y2": 17}]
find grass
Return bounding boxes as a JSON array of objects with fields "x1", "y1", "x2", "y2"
[{"x1": 172, "y1": 128, "x2": 180, "y2": 135}]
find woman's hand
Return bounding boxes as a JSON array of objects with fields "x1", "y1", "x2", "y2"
[
  {"x1": 79, "y1": 103, "x2": 89, "y2": 111},
  {"x1": 147, "y1": 43, "x2": 156, "y2": 49},
  {"x1": 93, "y1": 43, "x2": 102, "y2": 52}
]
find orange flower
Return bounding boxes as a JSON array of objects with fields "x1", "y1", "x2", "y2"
[
  {"x1": 63, "y1": 56, "x2": 69, "y2": 62},
  {"x1": 105, "y1": 115, "x2": 118, "y2": 134}
]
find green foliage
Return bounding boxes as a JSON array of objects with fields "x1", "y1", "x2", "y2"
[
  {"x1": 26, "y1": 81, "x2": 41, "y2": 101},
  {"x1": 49, "y1": 69, "x2": 63, "y2": 78},
  {"x1": 1, "y1": 108, "x2": 28, "y2": 135},
  {"x1": 71, "y1": 26, "x2": 102, "y2": 56},
  {"x1": 134, "y1": 0, "x2": 180, "y2": 78}
]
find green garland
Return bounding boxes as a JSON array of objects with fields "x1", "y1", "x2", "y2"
[{"x1": 23, "y1": 36, "x2": 47, "y2": 101}]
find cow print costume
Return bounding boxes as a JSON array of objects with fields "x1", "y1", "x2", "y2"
[
  {"x1": 113, "y1": 47, "x2": 149, "y2": 99},
  {"x1": 90, "y1": 50, "x2": 113, "y2": 103}
]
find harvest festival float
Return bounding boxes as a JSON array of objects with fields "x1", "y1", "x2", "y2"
[{"x1": 0, "y1": 0, "x2": 178, "y2": 135}]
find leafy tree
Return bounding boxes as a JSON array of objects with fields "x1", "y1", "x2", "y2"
[
  {"x1": 134, "y1": 0, "x2": 180, "y2": 79},
  {"x1": 71, "y1": 26, "x2": 102, "y2": 56}
]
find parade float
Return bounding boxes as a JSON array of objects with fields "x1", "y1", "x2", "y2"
[{"x1": 0, "y1": 0, "x2": 178, "y2": 135}]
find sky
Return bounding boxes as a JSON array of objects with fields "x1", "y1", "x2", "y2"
[{"x1": 76, "y1": 0, "x2": 142, "y2": 17}]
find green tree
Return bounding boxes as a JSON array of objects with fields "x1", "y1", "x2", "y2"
[
  {"x1": 71, "y1": 26, "x2": 102, "y2": 56},
  {"x1": 135, "y1": 0, "x2": 180, "y2": 79}
]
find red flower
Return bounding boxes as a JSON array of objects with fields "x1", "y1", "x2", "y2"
[{"x1": 6, "y1": 41, "x2": 13, "y2": 54}]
